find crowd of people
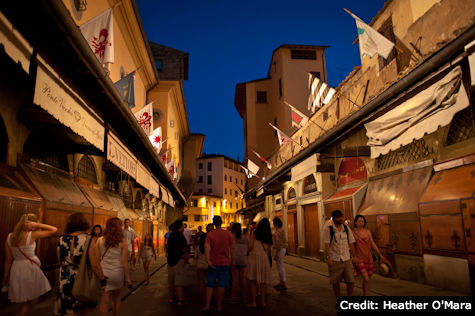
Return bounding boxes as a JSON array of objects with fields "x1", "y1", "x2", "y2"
[
  {"x1": 164, "y1": 215, "x2": 288, "y2": 312},
  {"x1": 1, "y1": 210, "x2": 389, "y2": 315}
]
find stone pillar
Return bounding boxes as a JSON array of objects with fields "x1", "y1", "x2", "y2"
[{"x1": 265, "y1": 195, "x2": 273, "y2": 219}]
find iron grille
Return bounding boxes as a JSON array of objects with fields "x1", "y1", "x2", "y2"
[
  {"x1": 376, "y1": 138, "x2": 432, "y2": 171},
  {"x1": 446, "y1": 107, "x2": 475, "y2": 145}
]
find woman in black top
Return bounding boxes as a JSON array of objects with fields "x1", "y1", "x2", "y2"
[{"x1": 166, "y1": 220, "x2": 189, "y2": 305}]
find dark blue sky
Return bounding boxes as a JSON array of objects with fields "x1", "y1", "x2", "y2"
[{"x1": 136, "y1": 0, "x2": 386, "y2": 162}]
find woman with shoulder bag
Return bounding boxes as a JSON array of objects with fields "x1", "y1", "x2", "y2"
[
  {"x1": 98, "y1": 217, "x2": 132, "y2": 315},
  {"x1": 55, "y1": 213, "x2": 106, "y2": 316},
  {"x1": 2, "y1": 213, "x2": 57, "y2": 316}
]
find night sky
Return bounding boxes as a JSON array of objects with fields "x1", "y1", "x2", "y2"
[{"x1": 136, "y1": 0, "x2": 386, "y2": 162}]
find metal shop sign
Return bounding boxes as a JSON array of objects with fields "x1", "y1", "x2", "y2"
[{"x1": 33, "y1": 61, "x2": 104, "y2": 151}]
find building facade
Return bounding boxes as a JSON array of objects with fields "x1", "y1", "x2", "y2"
[
  {"x1": 185, "y1": 154, "x2": 246, "y2": 228},
  {"x1": 0, "y1": 0, "x2": 199, "y2": 289},
  {"x1": 235, "y1": 44, "x2": 328, "y2": 189},
  {"x1": 239, "y1": 0, "x2": 475, "y2": 294}
]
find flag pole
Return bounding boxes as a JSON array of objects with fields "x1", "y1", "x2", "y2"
[
  {"x1": 268, "y1": 122, "x2": 303, "y2": 148},
  {"x1": 284, "y1": 100, "x2": 328, "y2": 133}
]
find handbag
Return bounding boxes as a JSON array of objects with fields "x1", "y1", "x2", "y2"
[{"x1": 72, "y1": 236, "x2": 101, "y2": 303}]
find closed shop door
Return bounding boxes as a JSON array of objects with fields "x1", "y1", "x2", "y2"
[
  {"x1": 304, "y1": 204, "x2": 320, "y2": 257},
  {"x1": 287, "y1": 212, "x2": 298, "y2": 254},
  {"x1": 325, "y1": 199, "x2": 353, "y2": 222}
]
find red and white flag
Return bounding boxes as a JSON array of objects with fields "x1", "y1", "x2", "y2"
[
  {"x1": 134, "y1": 103, "x2": 153, "y2": 135},
  {"x1": 160, "y1": 149, "x2": 168, "y2": 165},
  {"x1": 252, "y1": 150, "x2": 272, "y2": 169},
  {"x1": 149, "y1": 127, "x2": 162, "y2": 151},
  {"x1": 239, "y1": 165, "x2": 254, "y2": 179},
  {"x1": 167, "y1": 160, "x2": 176, "y2": 180},
  {"x1": 268, "y1": 123, "x2": 292, "y2": 146},
  {"x1": 284, "y1": 101, "x2": 309, "y2": 128},
  {"x1": 80, "y1": 8, "x2": 114, "y2": 71}
]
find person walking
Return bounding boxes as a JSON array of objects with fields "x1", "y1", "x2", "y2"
[
  {"x1": 55, "y1": 213, "x2": 106, "y2": 315},
  {"x1": 353, "y1": 215, "x2": 391, "y2": 296},
  {"x1": 183, "y1": 223, "x2": 192, "y2": 252},
  {"x1": 98, "y1": 217, "x2": 132, "y2": 315},
  {"x1": 195, "y1": 224, "x2": 213, "y2": 304},
  {"x1": 323, "y1": 210, "x2": 357, "y2": 299},
  {"x1": 246, "y1": 218, "x2": 272, "y2": 308},
  {"x1": 230, "y1": 222, "x2": 248, "y2": 303},
  {"x1": 123, "y1": 219, "x2": 136, "y2": 271},
  {"x1": 2, "y1": 213, "x2": 57, "y2": 316},
  {"x1": 202, "y1": 216, "x2": 235, "y2": 313},
  {"x1": 91, "y1": 225, "x2": 103, "y2": 243},
  {"x1": 166, "y1": 220, "x2": 189, "y2": 305},
  {"x1": 139, "y1": 234, "x2": 156, "y2": 285},
  {"x1": 272, "y1": 217, "x2": 287, "y2": 291}
]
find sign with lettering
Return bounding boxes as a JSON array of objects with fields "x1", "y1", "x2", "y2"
[
  {"x1": 34, "y1": 63, "x2": 104, "y2": 151},
  {"x1": 338, "y1": 158, "x2": 367, "y2": 186},
  {"x1": 136, "y1": 161, "x2": 151, "y2": 192},
  {"x1": 107, "y1": 131, "x2": 137, "y2": 178}
]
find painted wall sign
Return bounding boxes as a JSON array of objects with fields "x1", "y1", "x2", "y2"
[
  {"x1": 338, "y1": 157, "x2": 367, "y2": 186},
  {"x1": 34, "y1": 62, "x2": 104, "y2": 151}
]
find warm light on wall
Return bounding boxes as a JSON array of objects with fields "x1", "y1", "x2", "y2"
[{"x1": 200, "y1": 197, "x2": 206, "y2": 207}]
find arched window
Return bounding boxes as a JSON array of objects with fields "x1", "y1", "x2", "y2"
[
  {"x1": 134, "y1": 191, "x2": 143, "y2": 211},
  {"x1": 303, "y1": 175, "x2": 318, "y2": 195},
  {"x1": 143, "y1": 196, "x2": 149, "y2": 214},
  {"x1": 78, "y1": 155, "x2": 97, "y2": 183},
  {"x1": 287, "y1": 187, "x2": 296, "y2": 201}
]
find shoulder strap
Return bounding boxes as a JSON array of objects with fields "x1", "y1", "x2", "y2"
[
  {"x1": 26, "y1": 231, "x2": 32, "y2": 245},
  {"x1": 100, "y1": 238, "x2": 111, "y2": 261},
  {"x1": 329, "y1": 226, "x2": 335, "y2": 245},
  {"x1": 343, "y1": 225, "x2": 349, "y2": 243}
]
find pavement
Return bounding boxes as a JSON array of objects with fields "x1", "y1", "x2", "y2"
[{"x1": 0, "y1": 254, "x2": 466, "y2": 315}]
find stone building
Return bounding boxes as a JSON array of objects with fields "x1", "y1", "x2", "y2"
[{"x1": 238, "y1": 0, "x2": 475, "y2": 294}]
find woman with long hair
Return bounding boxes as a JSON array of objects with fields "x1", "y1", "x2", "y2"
[
  {"x1": 230, "y1": 222, "x2": 248, "y2": 303},
  {"x1": 91, "y1": 225, "x2": 103, "y2": 243},
  {"x1": 97, "y1": 217, "x2": 131, "y2": 315},
  {"x1": 246, "y1": 218, "x2": 272, "y2": 308},
  {"x1": 353, "y1": 215, "x2": 391, "y2": 296},
  {"x1": 272, "y1": 217, "x2": 287, "y2": 291},
  {"x1": 55, "y1": 213, "x2": 106, "y2": 316},
  {"x1": 139, "y1": 234, "x2": 156, "y2": 285},
  {"x1": 2, "y1": 213, "x2": 57, "y2": 315}
]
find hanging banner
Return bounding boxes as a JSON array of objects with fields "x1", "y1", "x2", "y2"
[
  {"x1": 34, "y1": 61, "x2": 104, "y2": 151},
  {"x1": 106, "y1": 131, "x2": 137, "y2": 178},
  {"x1": 136, "y1": 161, "x2": 151, "y2": 192},
  {"x1": 291, "y1": 154, "x2": 318, "y2": 182},
  {"x1": 150, "y1": 177, "x2": 159, "y2": 198},
  {"x1": 338, "y1": 158, "x2": 367, "y2": 186}
]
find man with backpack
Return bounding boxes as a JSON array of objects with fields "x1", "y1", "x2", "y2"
[{"x1": 323, "y1": 210, "x2": 357, "y2": 298}]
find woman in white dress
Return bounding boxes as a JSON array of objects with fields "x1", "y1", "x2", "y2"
[
  {"x1": 2, "y1": 213, "x2": 58, "y2": 316},
  {"x1": 97, "y1": 217, "x2": 131, "y2": 315},
  {"x1": 139, "y1": 234, "x2": 156, "y2": 285}
]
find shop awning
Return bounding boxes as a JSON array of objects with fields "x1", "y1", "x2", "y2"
[
  {"x1": 359, "y1": 165, "x2": 432, "y2": 215},
  {"x1": 291, "y1": 154, "x2": 317, "y2": 182},
  {"x1": 325, "y1": 184, "x2": 367, "y2": 203},
  {"x1": 78, "y1": 184, "x2": 115, "y2": 212},
  {"x1": 365, "y1": 66, "x2": 470, "y2": 158},
  {"x1": 420, "y1": 163, "x2": 475, "y2": 202},
  {"x1": 127, "y1": 209, "x2": 139, "y2": 220},
  {"x1": 20, "y1": 161, "x2": 92, "y2": 213},
  {"x1": 253, "y1": 211, "x2": 266, "y2": 223},
  {"x1": 105, "y1": 193, "x2": 129, "y2": 221},
  {"x1": 236, "y1": 200, "x2": 265, "y2": 215}
]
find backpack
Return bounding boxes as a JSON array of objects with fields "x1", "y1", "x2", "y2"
[{"x1": 329, "y1": 225, "x2": 349, "y2": 245}]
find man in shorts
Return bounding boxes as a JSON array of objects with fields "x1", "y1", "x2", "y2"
[
  {"x1": 202, "y1": 216, "x2": 235, "y2": 312},
  {"x1": 323, "y1": 210, "x2": 357, "y2": 298}
]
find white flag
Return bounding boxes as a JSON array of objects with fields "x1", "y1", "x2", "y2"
[
  {"x1": 307, "y1": 73, "x2": 336, "y2": 112},
  {"x1": 268, "y1": 123, "x2": 292, "y2": 146},
  {"x1": 80, "y1": 8, "x2": 114, "y2": 70},
  {"x1": 252, "y1": 150, "x2": 272, "y2": 169},
  {"x1": 349, "y1": 11, "x2": 395, "y2": 59},
  {"x1": 247, "y1": 159, "x2": 260, "y2": 176},
  {"x1": 134, "y1": 103, "x2": 153, "y2": 136},
  {"x1": 149, "y1": 127, "x2": 162, "y2": 152},
  {"x1": 240, "y1": 165, "x2": 253, "y2": 179}
]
